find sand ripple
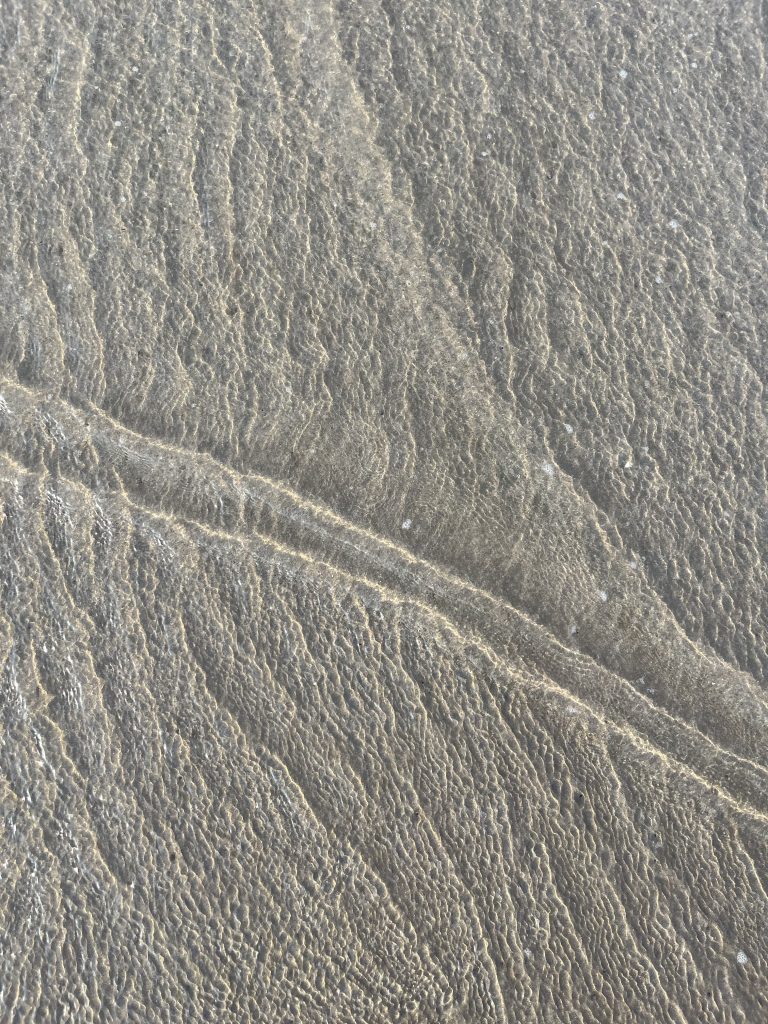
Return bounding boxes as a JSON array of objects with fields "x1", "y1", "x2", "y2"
[{"x1": 1, "y1": 0, "x2": 766, "y2": 1020}]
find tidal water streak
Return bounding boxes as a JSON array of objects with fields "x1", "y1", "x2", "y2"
[{"x1": 0, "y1": 0, "x2": 766, "y2": 1021}]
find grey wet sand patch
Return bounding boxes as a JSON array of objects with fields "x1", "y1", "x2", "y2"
[{"x1": 1, "y1": 0, "x2": 767, "y2": 1021}]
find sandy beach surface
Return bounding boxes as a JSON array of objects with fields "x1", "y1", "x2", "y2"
[{"x1": 1, "y1": 0, "x2": 766, "y2": 1020}]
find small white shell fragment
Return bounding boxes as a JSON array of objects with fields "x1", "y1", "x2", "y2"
[
  {"x1": 736, "y1": 951, "x2": 748, "y2": 966},
  {"x1": 401, "y1": 518, "x2": 412, "y2": 531}
]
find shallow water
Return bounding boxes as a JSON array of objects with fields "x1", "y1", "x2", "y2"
[{"x1": 1, "y1": 1, "x2": 766, "y2": 1020}]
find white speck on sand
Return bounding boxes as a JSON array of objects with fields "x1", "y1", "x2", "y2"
[
  {"x1": 542, "y1": 462, "x2": 555, "y2": 477},
  {"x1": 569, "y1": 624, "x2": 578, "y2": 636},
  {"x1": 598, "y1": 590, "x2": 609, "y2": 603},
  {"x1": 655, "y1": 275, "x2": 663, "y2": 284},
  {"x1": 564, "y1": 423, "x2": 574, "y2": 434},
  {"x1": 114, "y1": 120, "x2": 123, "y2": 127},
  {"x1": 588, "y1": 111, "x2": 596, "y2": 121},
  {"x1": 736, "y1": 951, "x2": 748, "y2": 966},
  {"x1": 616, "y1": 192, "x2": 627, "y2": 201},
  {"x1": 401, "y1": 518, "x2": 412, "y2": 531},
  {"x1": 619, "y1": 68, "x2": 628, "y2": 79},
  {"x1": 668, "y1": 219, "x2": 680, "y2": 231},
  {"x1": 690, "y1": 61, "x2": 698, "y2": 69}
]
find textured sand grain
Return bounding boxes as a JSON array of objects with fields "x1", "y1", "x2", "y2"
[{"x1": 1, "y1": 0, "x2": 766, "y2": 1021}]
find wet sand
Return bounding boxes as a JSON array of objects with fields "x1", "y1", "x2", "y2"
[{"x1": 1, "y1": 0, "x2": 766, "y2": 1020}]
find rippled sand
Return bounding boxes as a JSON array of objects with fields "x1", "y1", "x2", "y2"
[{"x1": 1, "y1": 0, "x2": 767, "y2": 1020}]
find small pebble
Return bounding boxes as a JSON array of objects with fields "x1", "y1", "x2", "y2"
[
  {"x1": 542, "y1": 462, "x2": 555, "y2": 477},
  {"x1": 564, "y1": 423, "x2": 574, "y2": 434},
  {"x1": 736, "y1": 951, "x2": 748, "y2": 966},
  {"x1": 619, "y1": 68, "x2": 628, "y2": 80},
  {"x1": 668, "y1": 218, "x2": 680, "y2": 231},
  {"x1": 401, "y1": 518, "x2": 412, "y2": 531},
  {"x1": 690, "y1": 61, "x2": 698, "y2": 69},
  {"x1": 655, "y1": 275, "x2": 663, "y2": 284},
  {"x1": 588, "y1": 111, "x2": 596, "y2": 121},
  {"x1": 114, "y1": 120, "x2": 122, "y2": 127},
  {"x1": 598, "y1": 590, "x2": 609, "y2": 603}
]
